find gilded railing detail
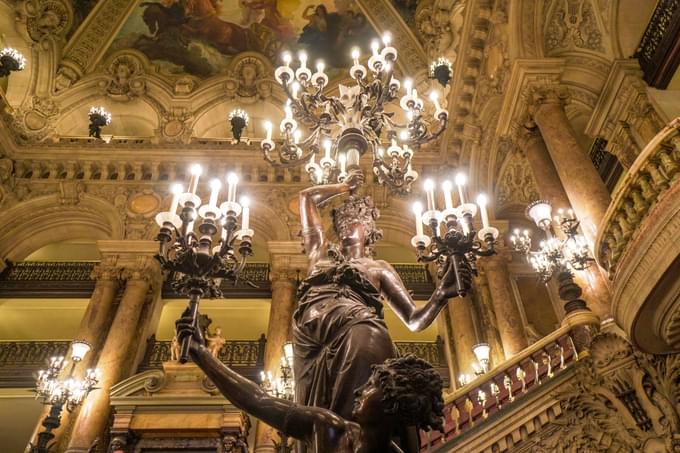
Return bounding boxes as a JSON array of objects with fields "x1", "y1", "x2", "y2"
[
  {"x1": 419, "y1": 326, "x2": 579, "y2": 451},
  {"x1": 596, "y1": 118, "x2": 680, "y2": 273}
]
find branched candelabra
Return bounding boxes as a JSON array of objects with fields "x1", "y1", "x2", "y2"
[
  {"x1": 30, "y1": 340, "x2": 100, "y2": 453},
  {"x1": 261, "y1": 33, "x2": 449, "y2": 194},
  {"x1": 511, "y1": 200, "x2": 594, "y2": 313},
  {"x1": 0, "y1": 47, "x2": 26, "y2": 77},
  {"x1": 88, "y1": 106, "x2": 112, "y2": 140},
  {"x1": 156, "y1": 165, "x2": 254, "y2": 363},
  {"x1": 411, "y1": 174, "x2": 498, "y2": 296},
  {"x1": 260, "y1": 343, "x2": 295, "y2": 453}
]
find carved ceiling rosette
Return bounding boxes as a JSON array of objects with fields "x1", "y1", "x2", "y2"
[
  {"x1": 15, "y1": 0, "x2": 73, "y2": 48},
  {"x1": 99, "y1": 51, "x2": 147, "y2": 101}
]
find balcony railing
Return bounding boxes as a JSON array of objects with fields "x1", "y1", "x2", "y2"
[
  {"x1": 0, "y1": 261, "x2": 435, "y2": 299},
  {"x1": 595, "y1": 118, "x2": 680, "y2": 273},
  {"x1": 0, "y1": 340, "x2": 71, "y2": 388},
  {"x1": 635, "y1": 0, "x2": 680, "y2": 88},
  {"x1": 419, "y1": 325, "x2": 580, "y2": 451}
]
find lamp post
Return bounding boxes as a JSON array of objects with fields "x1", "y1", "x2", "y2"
[
  {"x1": 260, "y1": 342, "x2": 295, "y2": 453},
  {"x1": 411, "y1": 174, "x2": 499, "y2": 297},
  {"x1": 259, "y1": 36, "x2": 450, "y2": 194},
  {"x1": 155, "y1": 166, "x2": 254, "y2": 363},
  {"x1": 30, "y1": 340, "x2": 100, "y2": 453},
  {"x1": 511, "y1": 200, "x2": 594, "y2": 314}
]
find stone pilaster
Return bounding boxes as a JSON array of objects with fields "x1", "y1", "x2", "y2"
[
  {"x1": 254, "y1": 241, "x2": 307, "y2": 453},
  {"x1": 65, "y1": 241, "x2": 159, "y2": 453}
]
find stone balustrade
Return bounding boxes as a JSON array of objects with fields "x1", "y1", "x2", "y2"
[
  {"x1": 595, "y1": 117, "x2": 680, "y2": 274},
  {"x1": 420, "y1": 324, "x2": 581, "y2": 452}
]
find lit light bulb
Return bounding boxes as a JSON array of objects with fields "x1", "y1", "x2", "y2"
[
  {"x1": 382, "y1": 32, "x2": 391, "y2": 46},
  {"x1": 351, "y1": 47, "x2": 360, "y2": 61},
  {"x1": 209, "y1": 178, "x2": 221, "y2": 206},
  {"x1": 412, "y1": 201, "x2": 424, "y2": 236},
  {"x1": 283, "y1": 52, "x2": 292, "y2": 66},
  {"x1": 316, "y1": 60, "x2": 325, "y2": 72}
]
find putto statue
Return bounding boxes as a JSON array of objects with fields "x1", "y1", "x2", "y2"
[
  {"x1": 295, "y1": 169, "x2": 457, "y2": 429},
  {"x1": 176, "y1": 317, "x2": 443, "y2": 453}
]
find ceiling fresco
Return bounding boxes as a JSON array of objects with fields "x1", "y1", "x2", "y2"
[{"x1": 107, "y1": 0, "x2": 377, "y2": 78}]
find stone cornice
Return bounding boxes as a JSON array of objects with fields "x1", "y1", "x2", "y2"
[{"x1": 585, "y1": 59, "x2": 645, "y2": 137}]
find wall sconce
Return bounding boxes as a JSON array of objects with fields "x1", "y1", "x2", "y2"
[
  {"x1": 0, "y1": 47, "x2": 26, "y2": 77},
  {"x1": 472, "y1": 343, "x2": 491, "y2": 375},
  {"x1": 429, "y1": 57, "x2": 452, "y2": 87},
  {"x1": 88, "y1": 106, "x2": 112, "y2": 140},
  {"x1": 229, "y1": 109, "x2": 249, "y2": 143}
]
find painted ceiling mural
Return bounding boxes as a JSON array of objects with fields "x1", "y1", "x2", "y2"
[{"x1": 107, "y1": 0, "x2": 377, "y2": 78}]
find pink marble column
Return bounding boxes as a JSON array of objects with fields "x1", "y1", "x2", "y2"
[
  {"x1": 255, "y1": 241, "x2": 307, "y2": 453},
  {"x1": 519, "y1": 116, "x2": 611, "y2": 321},
  {"x1": 531, "y1": 88, "x2": 611, "y2": 248},
  {"x1": 479, "y1": 253, "x2": 528, "y2": 358},
  {"x1": 448, "y1": 294, "x2": 481, "y2": 379},
  {"x1": 28, "y1": 265, "x2": 121, "y2": 451},
  {"x1": 66, "y1": 249, "x2": 158, "y2": 453}
]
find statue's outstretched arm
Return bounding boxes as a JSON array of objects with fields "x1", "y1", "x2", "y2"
[{"x1": 378, "y1": 259, "x2": 458, "y2": 332}]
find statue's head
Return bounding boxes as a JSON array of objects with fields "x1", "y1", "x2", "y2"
[
  {"x1": 351, "y1": 355, "x2": 444, "y2": 432},
  {"x1": 331, "y1": 195, "x2": 382, "y2": 249}
]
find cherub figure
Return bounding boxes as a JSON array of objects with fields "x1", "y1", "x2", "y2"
[
  {"x1": 205, "y1": 326, "x2": 226, "y2": 357},
  {"x1": 170, "y1": 335, "x2": 180, "y2": 361},
  {"x1": 177, "y1": 315, "x2": 444, "y2": 453}
]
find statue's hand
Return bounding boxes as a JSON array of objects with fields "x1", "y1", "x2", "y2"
[
  {"x1": 175, "y1": 308, "x2": 205, "y2": 352},
  {"x1": 344, "y1": 169, "x2": 364, "y2": 192}
]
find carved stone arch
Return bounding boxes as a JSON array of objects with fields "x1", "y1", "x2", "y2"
[
  {"x1": 0, "y1": 193, "x2": 124, "y2": 261},
  {"x1": 110, "y1": 369, "x2": 167, "y2": 398}
]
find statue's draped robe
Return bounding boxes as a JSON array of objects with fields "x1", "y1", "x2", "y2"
[{"x1": 293, "y1": 262, "x2": 398, "y2": 420}]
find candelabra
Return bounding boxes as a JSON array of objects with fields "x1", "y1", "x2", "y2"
[
  {"x1": 30, "y1": 340, "x2": 100, "y2": 453},
  {"x1": 0, "y1": 47, "x2": 26, "y2": 77},
  {"x1": 229, "y1": 109, "x2": 249, "y2": 143},
  {"x1": 511, "y1": 200, "x2": 594, "y2": 313},
  {"x1": 88, "y1": 106, "x2": 112, "y2": 140},
  {"x1": 260, "y1": 343, "x2": 295, "y2": 453},
  {"x1": 429, "y1": 57, "x2": 453, "y2": 87},
  {"x1": 411, "y1": 173, "x2": 498, "y2": 297},
  {"x1": 156, "y1": 165, "x2": 254, "y2": 363},
  {"x1": 260, "y1": 33, "x2": 449, "y2": 194}
]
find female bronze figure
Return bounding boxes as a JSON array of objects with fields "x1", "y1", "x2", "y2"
[
  {"x1": 176, "y1": 318, "x2": 444, "y2": 453},
  {"x1": 295, "y1": 169, "x2": 457, "y2": 429}
]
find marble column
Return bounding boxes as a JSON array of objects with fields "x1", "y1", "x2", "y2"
[
  {"x1": 447, "y1": 294, "x2": 481, "y2": 380},
  {"x1": 518, "y1": 121, "x2": 612, "y2": 321},
  {"x1": 530, "y1": 88, "x2": 611, "y2": 248},
  {"x1": 65, "y1": 241, "x2": 159, "y2": 453},
  {"x1": 518, "y1": 125, "x2": 571, "y2": 209},
  {"x1": 28, "y1": 264, "x2": 121, "y2": 451},
  {"x1": 479, "y1": 253, "x2": 528, "y2": 358},
  {"x1": 254, "y1": 241, "x2": 307, "y2": 453}
]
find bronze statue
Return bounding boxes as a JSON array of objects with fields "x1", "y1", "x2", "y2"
[
  {"x1": 294, "y1": 169, "x2": 457, "y2": 429},
  {"x1": 176, "y1": 317, "x2": 443, "y2": 453}
]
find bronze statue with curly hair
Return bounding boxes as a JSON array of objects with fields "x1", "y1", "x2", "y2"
[
  {"x1": 174, "y1": 314, "x2": 444, "y2": 453},
  {"x1": 293, "y1": 169, "x2": 458, "y2": 452}
]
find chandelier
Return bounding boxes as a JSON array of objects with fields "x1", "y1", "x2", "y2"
[
  {"x1": 510, "y1": 200, "x2": 593, "y2": 282},
  {"x1": 31, "y1": 340, "x2": 100, "y2": 453},
  {"x1": 0, "y1": 47, "x2": 26, "y2": 77},
  {"x1": 411, "y1": 173, "x2": 499, "y2": 297},
  {"x1": 260, "y1": 33, "x2": 449, "y2": 194},
  {"x1": 155, "y1": 165, "x2": 254, "y2": 363}
]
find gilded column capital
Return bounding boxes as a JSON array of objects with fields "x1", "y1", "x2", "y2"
[
  {"x1": 529, "y1": 85, "x2": 570, "y2": 109},
  {"x1": 90, "y1": 263, "x2": 122, "y2": 281},
  {"x1": 267, "y1": 240, "x2": 308, "y2": 284}
]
